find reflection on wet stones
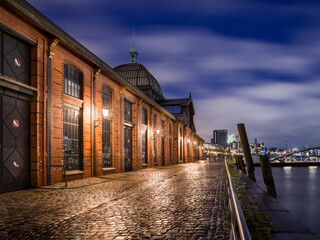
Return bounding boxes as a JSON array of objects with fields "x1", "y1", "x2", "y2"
[{"x1": 0, "y1": 157, "x2": 227, "y2": 239}]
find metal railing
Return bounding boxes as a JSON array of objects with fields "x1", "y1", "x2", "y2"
[{"x1": 225, "y1": 158, "x2": 251, "y2": 240}]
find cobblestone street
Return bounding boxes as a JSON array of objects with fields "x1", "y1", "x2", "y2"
[{"x1": 0, "y1": 159, "x2": 227, "y2": 239}]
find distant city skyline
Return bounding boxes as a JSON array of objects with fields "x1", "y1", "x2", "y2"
[{"x1": 27, "y1": 0, "x2": 320, "y2": 148}]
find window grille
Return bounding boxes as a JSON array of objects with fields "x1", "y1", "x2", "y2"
[
  {"x1": 142, "y1": 108, "x2": 147, "y2": 125},
  {"x1": 153, "y1": 114, "x2": 157, "y2": 129},
  {"x1": 164, "y1": 105, "x2": 181, "y2": 114},
  {"x1": 64, "y1": 64, "x2": 81, "y2": 99},
  {"x1": 124, "y1": 100, "x2": 132, "y2": 122},
  {"x1": 169, "y1": 138, "x2": 172, "y2": 162},
  {"x1": 63, "y1": 106, "x2": 81, "y2": 170},
  {"x1": 180, "y1": 139, "x2": 183, "y2": 161},
  {"x1": 153, "y1": 135, "x2": 157, "y2": 163},
  {"x1": 142, "y1": 129, "x2": 147, "y2": 164},
  {"x1": 102, "y1": 118, "x2": 111, "y2": 167},
  {"x1": 102, "y1": 86, "x2": 112, "y2": 167}
]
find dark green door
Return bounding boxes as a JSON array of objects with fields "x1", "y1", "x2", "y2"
[{"x1": 0, "y1": 94, "x2": 30, "y2": 193}]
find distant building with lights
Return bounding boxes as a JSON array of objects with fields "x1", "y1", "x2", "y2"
[
  {"x1": 0, "y1": 0, "x2": 204, "y2": 193},
  {"x1": 211, "y1": 130, "x2": 228, "y2": 147}
]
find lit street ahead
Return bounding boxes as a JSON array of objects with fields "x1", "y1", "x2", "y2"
[{"x1": 0, "y1": 159, "x2": 227, "y2": 239}]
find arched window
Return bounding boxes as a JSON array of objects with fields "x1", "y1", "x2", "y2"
[
  {"x1": 64, "y1": 64, "x2": 82, "y2": 99},
  {"x1": 63, "y1": 105, "x2": 81, "y2": 170}
]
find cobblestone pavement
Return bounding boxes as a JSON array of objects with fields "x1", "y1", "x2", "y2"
[{"x1": 0, "y1": 159, "x2": 227, "y2": 239}]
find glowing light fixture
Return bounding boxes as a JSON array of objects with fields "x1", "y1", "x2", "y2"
[
  {"x1": 156, "y1": 129, "x2": 160, "y2": 135},
  {"x1": 103, "y1": 109, "x2": 109, "y2": 117},
  {"x1": 188, "y1": 139, "x2": 190, "y2": 143}
]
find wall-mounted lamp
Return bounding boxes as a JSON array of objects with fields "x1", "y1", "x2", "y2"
[
  {"x1": 94, "y1": 120, "x2": 101, "y2": 128},
  {"x1": 103, "y1": 108, "x2": 109, "y2": 117},
  {"x1": 152, "y1": 129, "x2": 161, "y2": 140},
  {"x1": 188, "y1": 139, "x2": 191, "y2": 143},
  {"x1": 194, "y1": 141, "x2": 196, "y2": 145},
  {"x1": 94, "y1": 108, "x2": 110, "y2": 127}
]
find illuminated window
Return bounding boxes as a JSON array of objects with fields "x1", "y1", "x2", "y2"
[
  {"x1": 63, "y1": 105, "x2": 81, "y2": 170},
  {"x1": 102, "y1": 86, "x2": 112, "y2": 168}
]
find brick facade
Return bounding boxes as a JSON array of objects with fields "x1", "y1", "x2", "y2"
[{"x1": 0, "y1": 0, "x2": 204, "y2": 192}]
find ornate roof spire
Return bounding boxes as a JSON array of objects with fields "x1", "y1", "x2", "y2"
[{"x1": 129, "y1": 27, "x2": 138, "y2": 63}]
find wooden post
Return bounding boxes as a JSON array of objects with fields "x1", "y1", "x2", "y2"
[
  {"x1": 237, "y1": 123, "x2": 255, "y2": 181},
  {"x1": 234, "y1": 155, "x2": 239, "y2": 168},
  {"x1": 238, "y1": 155, "x2": 247, "y2": 174},
  {"x1": 259, "y1": 155, "x2": 277, "y2": 198}
]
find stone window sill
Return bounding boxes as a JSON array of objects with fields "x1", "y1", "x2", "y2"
[
  {"x1": 65, "y1": 170, "x2": 85, "y2": 176},
  {"x1": 102, "y1": 167, "x2": 116, "y2": 171}
]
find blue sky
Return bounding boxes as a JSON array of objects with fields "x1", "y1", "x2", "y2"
[{"x1": 27, "y1": 0, "x2": 320, "y2": 149}]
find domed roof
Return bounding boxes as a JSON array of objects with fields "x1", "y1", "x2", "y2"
[{"x1": 114, "y1": 63, "x2": 165, "y2": 101}]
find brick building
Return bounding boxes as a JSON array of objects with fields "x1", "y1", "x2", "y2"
[{"x1": 0, "y1": 0, "x2": 204, "y2": 193}]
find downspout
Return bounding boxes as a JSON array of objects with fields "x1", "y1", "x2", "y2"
[
  {"x1": 46, "y1": 38, "x2": 59, "y2": 185},
  {"x1": 137, "y1": 99, "x2": 143, "y2": 170},
  {"x1": 120, "y1": 87, "x2": 126, "y2": 172},
  {"x1": 92, "y1": 69, "x2": 101, "y2": 176}
]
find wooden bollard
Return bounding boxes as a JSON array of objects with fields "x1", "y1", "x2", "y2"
[
  {"x1": 259, "y1": 155, "x2": 277, "y2": 198},
  {"x1": 237, "y1": 123, "x2": 255, "y2": 181},
  {"x1": 238, "y1": 155, "x2": 247, "y2": 174},
  {"x1": 234, "y1": 155, "x2": 240, "y2": 168}
]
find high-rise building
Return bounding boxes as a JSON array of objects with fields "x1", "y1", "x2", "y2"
[{"x1": 211, "y1": 130, "x2": 228, "y2": 146}]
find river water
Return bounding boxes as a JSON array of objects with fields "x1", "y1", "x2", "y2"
[{"x1": 255, "y1": 166, "x2": 320, "y2": 237}]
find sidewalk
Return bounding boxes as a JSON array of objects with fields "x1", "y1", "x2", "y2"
[
  {"x1": 238, "y1": 170, "x2": 320, "y2": 240},
  {"x1": 0, "y1": 161, "x2": 228, "y2": 239}
]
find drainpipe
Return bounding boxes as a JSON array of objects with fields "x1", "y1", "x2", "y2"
[
  {"x1": 120, "y1": 87, "x2": 125, "y2": 172},
  {"x1": 92, "y1": 69, "x2": 101, "y2": 176},
  {"x1": 46, "y1": 38, "x2": 59, "y2": 185},
  {"x1": 137, "y1": 99, "x2": 143, "y2": 170}
]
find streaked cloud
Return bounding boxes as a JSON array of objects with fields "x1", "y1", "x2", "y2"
[{"x1": 26, "y1": 0, "x2": 320, "y2": 148}]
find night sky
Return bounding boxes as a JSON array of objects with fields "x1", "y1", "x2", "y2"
[{"x1": 27, "y1": 0, "x2": 320, "y2": 149}]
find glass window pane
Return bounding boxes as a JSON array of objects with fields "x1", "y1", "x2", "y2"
[
  {"x1": 124, "y1": 100, "x2": 132, "y2": 122},
  {"x1": 63, "y1": 106, "x2": 80, "y2": 170},
  {"x1": 102, "y1": 119, "x2": 112, "y2": 168},
  {"x1": 64, "y1": 64, "x2": 82, "y2": 99}
]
